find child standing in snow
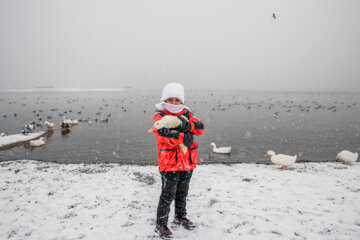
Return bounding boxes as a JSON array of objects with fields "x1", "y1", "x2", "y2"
[{"x1": 152, "y1": 83, "x2": 204, "y2": 239}]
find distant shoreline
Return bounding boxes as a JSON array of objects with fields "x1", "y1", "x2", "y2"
[
  {"x1": 0, "y1": 88, "x2": 125, "y2": 93},
  {"x1": 0, "y1": 88, "x2": 359, "y2": 94}
]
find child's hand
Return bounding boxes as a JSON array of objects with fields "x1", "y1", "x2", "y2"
[
  {"x1": 183, "y1": 132, "x2": 194, "y2": 147},
  {"x1": 176, "y1": 115, "x2": 191, "y2": 132}
]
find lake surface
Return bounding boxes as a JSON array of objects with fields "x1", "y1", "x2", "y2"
[{"x1": 0, "y1": 90, "x2": 359, "y2": 164}]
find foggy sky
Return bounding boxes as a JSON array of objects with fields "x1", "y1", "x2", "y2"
[{"x1": 0, "y1": 0, "x2": 359, "y2": 92}]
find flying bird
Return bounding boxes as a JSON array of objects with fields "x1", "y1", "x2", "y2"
[{"x1": 272, "y1": 13, "x2": 276, "y2": 19}]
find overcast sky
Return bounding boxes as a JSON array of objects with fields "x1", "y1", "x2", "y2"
[{"x1": 0, "y1": 0, "x2": 359, "y2": 92}]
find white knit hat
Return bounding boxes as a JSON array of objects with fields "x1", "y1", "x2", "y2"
[{"x1": 160, "y1": 83, "x2": 185, "y2": 103}]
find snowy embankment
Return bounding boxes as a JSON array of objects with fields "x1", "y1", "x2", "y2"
[
  {"x1": 0, "y1": 131, "x2": 48, "y2": 151},
  {"x1": 0, "y1": 160, "x2": 359, "y2": 240},
  {"x1": 0, "y1": 132, "x2": 46, "y2": 148}
]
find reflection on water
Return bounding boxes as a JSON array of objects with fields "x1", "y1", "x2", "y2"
[
  {"x1": 0, "y1": 90, "x2": 359, "y2": 164},
  {"x1": 61, "y1": 128, "x2": 71, "y2": 136}
]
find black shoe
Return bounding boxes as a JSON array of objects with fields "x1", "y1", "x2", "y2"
[
  {"x1": 174, "y1": 217, "x2": 197, "y2": 230},
  {"x1": 155, "y1": 224, "x2": 174, "y2": 239}
]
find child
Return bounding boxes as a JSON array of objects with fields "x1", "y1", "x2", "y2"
[{"x1": 152, "y1": 83, "x2": 204, "y2": 239}]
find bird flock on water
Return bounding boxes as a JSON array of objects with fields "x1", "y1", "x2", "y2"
[{"x1": 1, "y1": 92, "x2": 359, "y2": 168}]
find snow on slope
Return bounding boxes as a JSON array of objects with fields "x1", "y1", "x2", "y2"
[
  {"x1": 0, "y1": 160, "x2": 359, "y2": 240},
  {"x1": 0, "y1": 132, "x2": 46, "y2": 148}
]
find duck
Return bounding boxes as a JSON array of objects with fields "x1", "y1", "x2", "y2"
[
  {"x1": 21, "y1": 122, "x2": 35, "y2": 135},
  {"x1": 71, "y1": 119, "x2": 79, "y2": 125},
  {"x1": 44, "y1": 121, "x2": 54, "y2": 129},
  {"x1": 99, "y1": 117, "x2": 109, "y2": 122},
  {"x1": 63, "y1": 116, "x2": 72, "y2": 124},
  {"x1": 29, "y1": 137, "x2": 46, "y2": 147},
  {"x1": 78, "y1": 118, "x2": 89, "y2": 122},
  {"x1": 148, "y1": 115, "x2": 189, "y2": 154},
  {"x1": 265, "y1": 150, "x2": 297, "y2": 170},
  {"x1": 61, "y1": 116, "x2": 72, "y2": 129},
  {"x1": 148, "y1": 115, "x2": 189, "y2": 132},
  {"x1": 28, "y1": 122, "x2": 35, "y2": 131},
  {"x1": 336, "y1": 150, "x2": 358, "y2": 164},
  {"x1": 209, "y1": 142, "x2": 231, "y2": 154}
]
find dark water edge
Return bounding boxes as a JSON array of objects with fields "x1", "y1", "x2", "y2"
[{"x1": 0, "y1": 158, "x2": 339, "y2": 167}]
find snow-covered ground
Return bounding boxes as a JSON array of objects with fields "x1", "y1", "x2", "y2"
[{"x1": 0, "y1": 160, "x2": 359, "y2": 240}]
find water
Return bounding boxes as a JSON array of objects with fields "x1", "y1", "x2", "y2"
[{"x1": 0, "y1": 90, "x2": 359, "y2": 164}]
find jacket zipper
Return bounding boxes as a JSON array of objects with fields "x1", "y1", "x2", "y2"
[
  {"x1": 189, "y1": 149, "x2": 192, "y2": 164},
  {"x1": 188, "y1": 147, "x2": 197, "y2": 164},
  {"x1": 176, "y1": 149, "x2": 178, "y2": 164}
]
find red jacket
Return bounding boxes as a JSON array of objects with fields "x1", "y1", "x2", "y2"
[{"x1": 153, "y1": 108, "x2": 204, "y2": 172}]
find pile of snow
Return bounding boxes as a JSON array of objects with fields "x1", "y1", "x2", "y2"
[
  {"x1": 0, "y1": 132, "x2": 45, "y2": 148},
  {"x1": 0, "y1": 160, "x2": 359, "y2": 239}
]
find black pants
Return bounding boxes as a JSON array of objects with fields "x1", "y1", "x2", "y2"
[{"x1": 156, "y1": 170, "x2": 193, "y2": 226}]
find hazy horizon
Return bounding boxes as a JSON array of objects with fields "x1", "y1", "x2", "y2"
[
  {"x1": 1, "y1": 87, "x2": 360, "y2": 94},
  {"x1": 1, "y1": 0, "x2": 359, "y2": 92}
]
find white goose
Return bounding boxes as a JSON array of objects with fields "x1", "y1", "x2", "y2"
[
  {"x1": 148, "y1": 115, "x2": 189, "y2": 154},
  {"x1": 336, "y1": 150, "x2": 358, "y2": 164},
  {"x1": 209, "y1": 142, "x2": 231, "y2": 154},
  {"x1": 44, "y1": 121, "x2": 54, "y2": 129},
  {"x1": 29, "y1": 137, "x2": 46, "y2": 147},
  {"x1": 265, "y1": 150, "x2": 297, "y2": 170}
]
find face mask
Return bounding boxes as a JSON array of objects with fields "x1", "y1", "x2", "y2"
[{"x1": 163, "y1": 102, "x2": 184, "y2": 113}]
